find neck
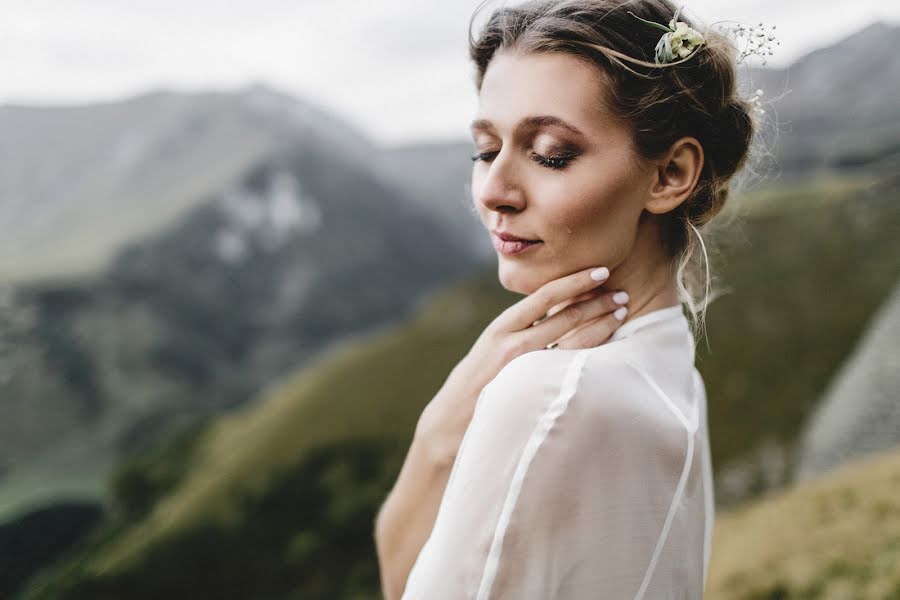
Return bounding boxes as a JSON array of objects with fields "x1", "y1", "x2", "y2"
[{"x1": 604, "y1": 212, "x2": 681, "y2": 324}]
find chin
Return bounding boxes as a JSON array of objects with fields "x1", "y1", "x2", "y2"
[{"x1": 496, "y1": 261, "x2": 543, "y2": 296}]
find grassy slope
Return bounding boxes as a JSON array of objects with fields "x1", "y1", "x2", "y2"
[
  {"x1": 85, "y1": 267, "x2": 519, "y2": 575},
  {"x1": 698, "y1": 172, "x2": 899, "y2": 471},
  {"x1": 21, "y1": 170, "x2": 900, "y2": 597},
  {"x1": 708, "y1": 445, "x2": 900, "y2": 599}
]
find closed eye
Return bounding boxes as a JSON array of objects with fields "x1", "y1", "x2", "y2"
[
  {"x1": 470, "y1": 151, "x2": 498, "y2": 163},
  {"x1": 470, "y1": 150, "x2": 577, "y2": 171},
  {"x1": 531, "y1": 150, "x2": 576, "y2": 170}
]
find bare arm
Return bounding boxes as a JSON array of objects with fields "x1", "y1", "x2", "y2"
[{"x1": 374, "y1": 399, "x2": 460, "y2": 600}]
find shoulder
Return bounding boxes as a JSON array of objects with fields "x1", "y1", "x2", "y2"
[
  {"x1": 475, "y1": 345, "x2": 689, "y2": 448},
  {"x1": 467, "y1": 346, "x2": 694, "y2": 497}
]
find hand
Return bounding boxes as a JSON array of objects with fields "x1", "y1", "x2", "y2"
[{"x1": 417, "y1": 265, "x2": 629, "y2": 466}]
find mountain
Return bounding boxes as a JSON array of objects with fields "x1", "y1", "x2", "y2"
[
  {"x1": 376, "y1": 140, "x2": 494, "y2": 263},
  {"x1": 3, "y1": 21, "x2": 896, "y2": 284},
  {"x1": 0, "y1": 84, "x2": 379, "y2": 284},
  {"x1": 0, "y1": 85, "x2": 486, "y2": 525},
  {"x1": 737, "y1": 21, "x2": 900, "y2": 174}
]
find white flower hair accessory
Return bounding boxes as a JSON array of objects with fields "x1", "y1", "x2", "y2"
[
  {"x1": 627, "y1": 4, "x2": 705, "y2": 64},
  {"x1": 626, "y1": 4, "x2": 781, "y2": 67}
]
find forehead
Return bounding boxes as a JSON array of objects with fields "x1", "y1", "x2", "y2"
[{"x1": 473, "y1": 50, "x2": 617, "y2": 137}]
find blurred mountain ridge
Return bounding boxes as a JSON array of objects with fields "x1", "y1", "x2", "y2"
[
  {"x1": 0, "y1": 84, "x2": 486, "y2": 526},
  {"x1": 737, "y1": 20, "x2": 900, "y2": 173},
  {"x1": 0, "y1": 83, "x2": 380, "y2": 284}
]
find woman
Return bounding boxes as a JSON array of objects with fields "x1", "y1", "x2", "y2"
[{"x1": 375, "y1": 0, "x2": 756, "y2": 597}]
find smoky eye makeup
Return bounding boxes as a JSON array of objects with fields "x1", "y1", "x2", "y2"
[
  {"x1": 537, "y1": 140, "x2": 581, "y2": 156},
  {"x1": 534, "y1": 139, "x2": 584, "y2": 166},
  {"x1": 532, "y1": 151, "x2": 575, "y2": 170},
  {"x1": 469, "y1": 129, "x2": 585, "y2": 163},
  {"x1": 530, "y1": 127, "x2": 582, "y2": 150}
]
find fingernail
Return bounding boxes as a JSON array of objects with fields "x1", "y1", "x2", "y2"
[
  {"x1": 613, "y1": 291, "x2": 629, "y2": 304},
  {"x1": 614, "y1": 306, "x2": 628, "y2": 320},
  {"x1": 590, "y1": 267, "x2": 609, "y2": 281}
]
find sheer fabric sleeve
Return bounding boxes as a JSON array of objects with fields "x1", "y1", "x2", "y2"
[{"x1": 400, "y1": 347, "x2": 707, "y2": 600}]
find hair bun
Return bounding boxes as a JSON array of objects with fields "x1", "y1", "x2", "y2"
[{"x1": 710, "y1": 99, "x2": 754, "y2": 179}]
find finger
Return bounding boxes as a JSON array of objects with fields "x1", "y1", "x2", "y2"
[
  {"x1": 533, "y1": 289, "x2": 629, "y2": 348},
  {"x1": 551, "y1": 302, "x2": 629, "y2": 349},
  {"x1": 531, "y1": 289, "x2": 604, "y2": 327},
  {"x1": 544, "y1": 288, "x2": 604, "y2": 321},
  {"x1": 497, "y1": 265, "x2": 611, "y2": 333}
]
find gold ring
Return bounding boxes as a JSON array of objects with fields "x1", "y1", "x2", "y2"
[{"x1": 545, "y1": 341, "x2": 560, "y2": 350}]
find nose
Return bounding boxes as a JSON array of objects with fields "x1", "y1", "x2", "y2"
[{"x1": 473, "y1": 149, "x2": 526, "y2": 214}]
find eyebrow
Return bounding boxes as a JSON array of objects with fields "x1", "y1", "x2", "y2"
[{"x1": 469, "y1": 115, "x2": 586, "y2": 138}]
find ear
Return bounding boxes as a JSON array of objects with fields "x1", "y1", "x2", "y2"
[{"x1": 644, "y1": 136, "x2": 704, "y2": 215}]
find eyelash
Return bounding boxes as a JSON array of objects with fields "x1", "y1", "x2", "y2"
[{"x1": 470, "y1": 150, "x2": 577, "y2": 171}]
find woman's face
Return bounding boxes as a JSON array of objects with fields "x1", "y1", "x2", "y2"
[{"x1": 470, "y1": 49, "x2": 655, "y2": 294}]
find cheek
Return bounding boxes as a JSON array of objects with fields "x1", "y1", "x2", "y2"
[{"x1": 553, "y1": 177, "x2": 636, "y2": 237}]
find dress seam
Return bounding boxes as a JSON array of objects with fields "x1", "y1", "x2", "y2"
[
  {"x1": 474, "y1": 348, "x2": 591, "y2": 600},
  {"x1": 696, "y1": 369, "x2": 714, "y2": 591},
  {"x1": 623, "y1": 358, "x2": 696, "y2": 600}
]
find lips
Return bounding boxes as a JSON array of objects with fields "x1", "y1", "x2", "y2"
[
  {"x1": 492, "y1": 230, "x2": 541, "y2": 243},
  {"x1": 491, "y1": 232, "x2": 543, "y2": 256}
]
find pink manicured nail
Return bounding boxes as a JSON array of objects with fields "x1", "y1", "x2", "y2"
[
  {"x1": 614, "y1": 306, "x2": 628, "y2": 320},
  {"x1": 590, "y1": 267, "x2": 609, "y2": 281}
]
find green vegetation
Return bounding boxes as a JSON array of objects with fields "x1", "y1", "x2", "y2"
[
  {"x1": 27, "y1": 439, "x2": 403, "y2": 600},
  {"x1": 19, "y1": 170, "x2": 900, "y2": 598},
  {"x1": 107, "y1": 417, "x2": 213, "y2": 521},
  {"x1": 708, "y1": 445, "x2": 900, "y2": 599},
  {"x1": 700, "y1": 171, "x2": 899, "y2": 467}
]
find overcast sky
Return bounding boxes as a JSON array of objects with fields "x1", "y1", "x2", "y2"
[{"x1": 2, "y1": 0, "x2": 897, "y2": 146}]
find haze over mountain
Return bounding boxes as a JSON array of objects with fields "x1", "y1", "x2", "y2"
[{"x1": 0, "y1": 85, "x2": 436, "y2": 283}]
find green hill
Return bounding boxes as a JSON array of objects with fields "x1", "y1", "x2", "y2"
[
  {"x1": 708, "y1": 444, "x2": 900, "y2": 599},
  {"x1": 19, "y1": 170, "x2": 900, "y2": 599},
  {"x1": 20, "y1": 266, "x2": 519, "y2": 599}
]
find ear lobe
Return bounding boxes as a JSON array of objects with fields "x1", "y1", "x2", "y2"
[{"x1": 644, "y1": 137, "x2": 704, "y2": 215}]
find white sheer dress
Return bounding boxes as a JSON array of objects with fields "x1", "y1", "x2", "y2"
[{"x1": 401, "y1": 304, "x2": 714, "y2": 599}]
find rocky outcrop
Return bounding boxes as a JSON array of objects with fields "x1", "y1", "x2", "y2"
[{"x1": 794, "y1": 276, "x2": 900, "y2": 481}]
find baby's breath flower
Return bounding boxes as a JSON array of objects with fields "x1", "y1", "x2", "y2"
[
  {"x1": 747, "y1": 88, "x2": 767, "y2": 116},
  {"x1": 715, "y1": 21, "x2": 780, "y2": 65}
]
